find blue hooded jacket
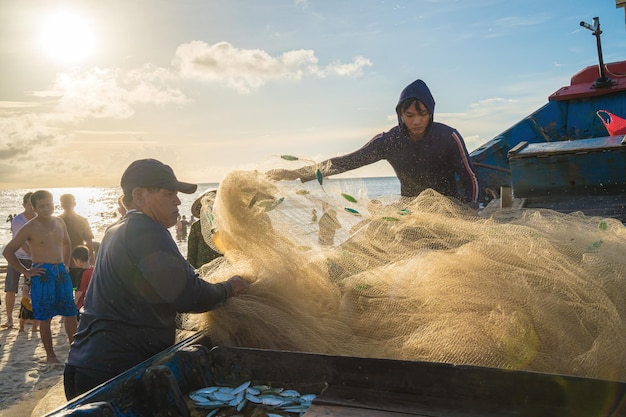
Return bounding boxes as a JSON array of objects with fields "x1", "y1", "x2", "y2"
[
  {"x1": 297, "y1": 79, "x2": 479, "y2": 203},
  {"x1": 396, "y1": 79, "x2": 435, "y2": 123}
]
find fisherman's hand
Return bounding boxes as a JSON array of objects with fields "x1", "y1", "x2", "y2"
[
  {"x1": 227, "y1": 275, "x2": 250, "y2": 296},
  {"x1": 265, "y1": 169, "x2": 300, "y2": 181}
]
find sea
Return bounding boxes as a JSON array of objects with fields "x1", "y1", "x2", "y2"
[{"x1": 0, "y1": 177, "x2": 400, "y2": 268}]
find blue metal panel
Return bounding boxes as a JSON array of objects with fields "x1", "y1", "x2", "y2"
[
  {"x1": 508, "y1": 135, "x2": 626, "y2": 197},
  {"x1": 470, "y1": 88, "x2": 626, "y2": 202},
  {"x1": 470, "y1": 100, "x2": 569, "y2": 197},
  {"x1": 565, "y1": 92, "x2": 626, "y2": 139}
]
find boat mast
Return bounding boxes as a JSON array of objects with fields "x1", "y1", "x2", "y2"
[{"x1": 580, "y1": 17, "x2": 613, "y2": 88}]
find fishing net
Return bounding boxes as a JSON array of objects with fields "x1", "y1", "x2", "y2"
[{"x1": 188, "y1": 168, "x2": 626, "y2": 383}]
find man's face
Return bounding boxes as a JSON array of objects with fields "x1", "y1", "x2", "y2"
[
  {"x1": 401, "y1": 101, "x2": 431, "y2": 140},
  {"x1": 139, "y1": 188, "x2": 181, "y2": 228},
  {"x1": 34, "y1": 197, "x2": 54, "y2": 218}
]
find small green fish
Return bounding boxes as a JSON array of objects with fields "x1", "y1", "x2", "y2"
[
  {"x1": 344, "y1": 207, "x2": 361, "y2": 216},
  {"x1": 281, "y1": 154, "x2": 299, "y2": 161},
  {"x1": 397, "y1": 208, "x2": 411, "y2": 215},
  {"x1": 259, "y1": 197, "x2": 284, "y2": 212},
  {"x1": 341, "y1": 193, "x2": 357, "y2": 203},
  {"x1": 316, "y1": 169, "x2": 323, "y2": 185},
  {"x1": 586, "y1": 240, "x2": 603, "y2": 251},
  {"x1": 382, "y1": 216, "x2": 399, "y2": 222},
  {"x1": 354, "y1": 284, "x2": 372, "y2": 291}
]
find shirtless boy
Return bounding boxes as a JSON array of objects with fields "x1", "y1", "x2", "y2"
[{"x1": 2, "y1": 190, "x2": 78, "y2": 363}]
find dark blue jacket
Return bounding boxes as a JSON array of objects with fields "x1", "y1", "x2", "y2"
[
  {"x1": 300, "y1": 80, "x2": 479, "y2": 203},
  {"x1": 67, "y1": 210, "x2": 232, "y2": 375}
]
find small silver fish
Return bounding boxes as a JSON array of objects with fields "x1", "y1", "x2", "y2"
[
  {"x1": 189, "y1": 394, "x2": 210, "y2": 403},
  {"x1": 259, "y1": 395, "x2": 284, "y2": 406},
  {"x1": 282, "y1": 405, "x2": 309, "y2": 413},
  {"x1": 231, "y1": 380, "x2": 251, "y2": 395},
  {"x1": 205, "y1": 409, "x2": 219, "y2": 417},
  {"x1": 262, "y1": 387, "x2": 284, "y2": 395},
  {"x1": 211, "y1": 391, "x2": 235, "y2": 402},
  {"x1": 236, "y1": 398, "x2": 248, "y2": 412},
  {"x1": 190, "y1": 386, "x2": 219, "y2": 396},
  {"x1": 279, "y1": 389, "x2": 300, "y2": 397},
  {"x1": 192, "y1": 398, "x2": 225, "y2": 410},
  {"x1": 245, "y1": 393, "x2": 262, "y2": 404},
  {"x1": 246, "y1": 387, "x2": 261, "y2": 395},
  {"x1": 300, "y1": 393, "x2": 316, "y2": 402}
]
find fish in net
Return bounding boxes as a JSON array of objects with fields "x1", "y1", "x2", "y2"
[{"x1": 185, "y1": 168, "x2": 626, "y2": 382}]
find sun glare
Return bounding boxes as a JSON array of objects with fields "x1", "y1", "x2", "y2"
[{"x1": 41, "y1": 11, "x2": 95, "y2": 64}]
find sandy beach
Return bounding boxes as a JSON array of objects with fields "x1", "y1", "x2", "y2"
[{"x1": 0, "y1": 279, "x2": 71, "y2": 417}]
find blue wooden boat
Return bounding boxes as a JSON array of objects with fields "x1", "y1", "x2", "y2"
[
  {"x1": 45, "y1": 16, "x2": 626, "y2": 417},
  {"x1": 44, "y1": 332, "x2": 626, "y2": 417},
  {"x1": 471, "y1": 17, "x2": 626, "y2": 220}
]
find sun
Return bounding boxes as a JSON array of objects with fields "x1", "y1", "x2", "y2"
[{"x1": 41, "y1": 11, "x2": 95, "y2": 64}]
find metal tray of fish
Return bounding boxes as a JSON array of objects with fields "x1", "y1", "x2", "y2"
[{"x1": 45, "y1": 331, "x2": 626, "y2": 417}]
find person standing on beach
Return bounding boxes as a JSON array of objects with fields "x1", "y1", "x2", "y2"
[
  {"x1": 2, "y1": 190, "x2": 79, "y2": 363},
  {"x1": 59, "y1": 194, "x2": 96, "y2": 267},
  {"x1": 267, "y1": 79, "x2": 480, "y2": 206},
  {"x1": 2, "y1": 192, "x2": 35, "y2": 330},
  {"x1": 64, "y1": 159, "x2": 250, "y2": 399},
  {"x1": 187, "y1": 190, "x2": 223, "y2": 269}
]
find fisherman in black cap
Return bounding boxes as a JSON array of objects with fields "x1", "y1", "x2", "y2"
[{"x1": 64, "y1": 159, "x2": 250, "y2": 399}]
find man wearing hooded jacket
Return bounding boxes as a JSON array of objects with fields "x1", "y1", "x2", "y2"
[{"x1": 266, "y1": 79, "x2": 479, "y2": 205}]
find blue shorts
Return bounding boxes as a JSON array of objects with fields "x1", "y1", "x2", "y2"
[
  {"x1": 5, "y1": 259, "x2": 32, "y2": 293},
  {"x1": 30, "y1": 263, "x2": 78, "y2": 321}
]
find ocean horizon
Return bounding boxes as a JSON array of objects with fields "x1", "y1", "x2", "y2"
[{"x1": 1, "y1": 176, "x2": 400, "y2": 267}]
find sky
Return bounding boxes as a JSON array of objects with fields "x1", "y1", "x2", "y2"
[{"x1": 1, "y1": 0, "x2": 625, "y2": 189}]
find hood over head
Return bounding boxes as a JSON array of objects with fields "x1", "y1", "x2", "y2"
[{"x1": 395, "y1": 79, "x2": 435, "y2": 130}]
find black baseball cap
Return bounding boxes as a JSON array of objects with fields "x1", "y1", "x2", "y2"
[{"x1": 121, "y1": 159, "x2": 197, "y2": 195}]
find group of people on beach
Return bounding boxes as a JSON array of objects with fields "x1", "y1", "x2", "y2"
[
  {"x1": 2, "y1": 79, "x2": 479, "y2": 401},
  {"x1": 2, "y1": 192, "x2": 97, "y2": 362}
]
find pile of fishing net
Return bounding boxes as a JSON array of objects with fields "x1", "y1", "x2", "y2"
[{"x1": 191, "y1": 168, "x2": 626, "y2": 382}]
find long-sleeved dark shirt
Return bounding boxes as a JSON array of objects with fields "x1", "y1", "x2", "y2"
[
  {"x1": 296, "y1": 79, "x2": 479, "y2": 203},
  {"x1": 67, "y1": 210, "x2": 232, "y2": 375},
  {"x1": 299, "y1": 123, "x2": 479, "y2": 203}
]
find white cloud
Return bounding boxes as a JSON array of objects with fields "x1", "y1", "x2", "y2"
[
  {"x1": 173, "y1": 40, "x2": 372, "y2": 93},
  {"x1": 50, "y1": 69, "x2": 136, "y2": 120},
  {"x1": 0, "y1": 113, "x2": 64, "y2": 159}
]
